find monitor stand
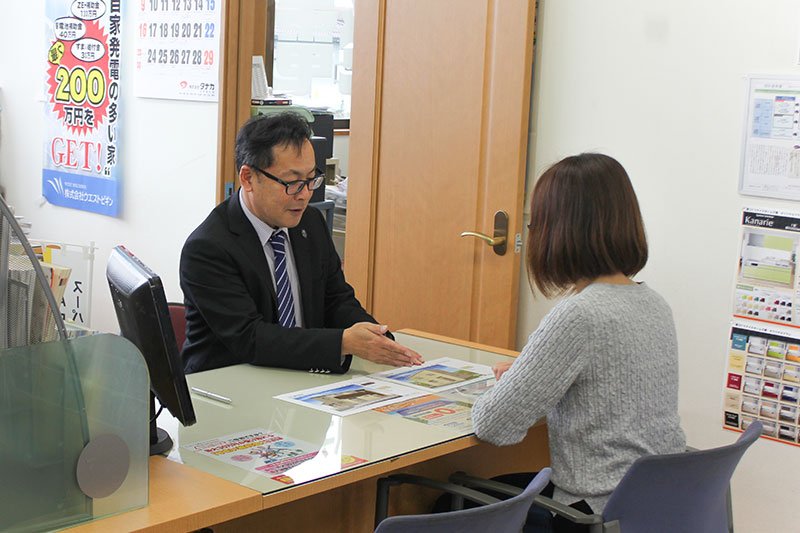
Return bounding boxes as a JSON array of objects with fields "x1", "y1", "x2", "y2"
[{"x1": 149, "y1": 393, "x2": 173, "y2": 456}]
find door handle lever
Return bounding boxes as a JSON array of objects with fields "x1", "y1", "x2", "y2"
[
  {"x1": 460, "y1": 232, "x2": 506, "y2": 247},
  {"x1": 460, "y1": 210, "x2": 508, "y2": 255}
]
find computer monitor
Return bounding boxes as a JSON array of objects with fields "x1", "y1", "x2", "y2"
[{"x1": 106, "y1": 245, "x2": 196, "y2": 455}]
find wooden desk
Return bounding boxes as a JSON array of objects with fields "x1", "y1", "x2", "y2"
[
  {"x1": 66, "y1": 330, "x2": 549, "y2": 532},
  {"x1": 213, "y1": 427, "x2": 548, "y2": 532},
  {"x1": 65, "y1": 456, "x2": 262, "y2": 533}
]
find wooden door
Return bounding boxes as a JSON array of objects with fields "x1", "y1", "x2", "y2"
[{"x1": 346, "y1": 0, "x2": 536, "y2": 349}]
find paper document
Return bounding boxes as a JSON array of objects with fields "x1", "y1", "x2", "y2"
[
  {"x1": 275, "y1": 377, "x2": 423, "y2": 416},
  {"x1": 275, "y1": 358, "x2": 494, "y2": 416},
  {"x1": 739, "y1": 75, "x2": 800, "y2": 200},
  {"x1": 368, "y1": 357, "x2": 494, "y2": 393},
  {"x1": 182, "y1": 428, "x2": 366, "y2": 484},
  {"x1": 374, "y1": 395, "x2": 475, "y2": 432}
]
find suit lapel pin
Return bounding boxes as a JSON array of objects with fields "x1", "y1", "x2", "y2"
[{"x1": 301, "y1": 229, "x2": 307, "y2": 238}]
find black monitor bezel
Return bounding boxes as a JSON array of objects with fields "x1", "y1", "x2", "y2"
[{"x1": 106, "y1": 246, "x2": 196, "y2": 449}]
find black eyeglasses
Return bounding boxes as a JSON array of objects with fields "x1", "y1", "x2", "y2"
[{"x1": 251, "y1": 165, "x2": 325, "y2": 195}]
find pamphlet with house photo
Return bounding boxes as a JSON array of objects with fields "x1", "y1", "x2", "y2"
[
  {"x1": 275, "y1": 358, "x2": 495, "y2": 416},
  {"x1": 274, "y1": 377, "x2": 424, "y2": 416},
  {"x1": 368, "y1": 357, "x2": 494, "y2": 393}
]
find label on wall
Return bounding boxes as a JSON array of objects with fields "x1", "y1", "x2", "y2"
[
  {"x1": 134, "y1": 0, "x2": 221, "y2": 101},
  {"x1": 43, "y1": 0, "x2": 122, "y2": 217}
]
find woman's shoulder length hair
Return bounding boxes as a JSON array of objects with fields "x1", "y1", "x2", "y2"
[{"x1": 526, "y1": 153, "x2": 648, "y2": 297}]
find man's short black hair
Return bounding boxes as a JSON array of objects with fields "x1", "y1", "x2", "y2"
[{"x1": 234, "y1": 112, "x2": 313, "y2": 173}]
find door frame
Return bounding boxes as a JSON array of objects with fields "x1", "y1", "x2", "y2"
[
  {"x1": 342, "y1": 0, "x2": 385, "y2": 310},
  {"x1": 216, "y1": 0, "x2": 269, "y2": 203}
]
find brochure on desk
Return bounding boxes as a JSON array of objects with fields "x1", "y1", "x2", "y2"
[
  {"x1": 369, "y1": 357, "x2": 493, "y2": 392},
  {"x1": 181, "y1": 428, "x2": 366, "y2": 485},
  {"x1": 275, "y1": 377, "x2": 423, "y2": 416},
  {"x1": 373, "y1": 379, "x2": 496, "y2": 432},
  {"x1": 374, "y1": 395, "x2": 474, "y2": 431},
  {"x1": 275, "y1": 358, "x2": 494, "y2": 417}
]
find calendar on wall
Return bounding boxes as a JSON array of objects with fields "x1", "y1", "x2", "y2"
[{"x1": 134, "y1": 0, "x2": 221, "y2": 101}]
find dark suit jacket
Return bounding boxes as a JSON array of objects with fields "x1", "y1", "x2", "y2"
[{"x1": 179, "y1": 191, "x2": 377, "y2": 374}]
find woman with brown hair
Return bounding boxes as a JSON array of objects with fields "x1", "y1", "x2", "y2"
[{"x1": 471, "y1": 153, "x2": 685, "y2": 531}]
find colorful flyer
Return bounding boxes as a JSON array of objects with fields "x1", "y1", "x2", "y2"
[
  {"x1": 374, "y1": 395, "x2": 475, "y2": 432},
  {"x1": 733, "y1": 208, "x2": 800, "y2": 328},
  {"x1": 275, "y1": 377, "x2": 423, "y2": 416},
  {"x1": 369, "y1": 357, "x2": 494, "y2": 393},
  {"x1": 182, "y1": 428, "x2": 366, "y2": 485},
  {"x1": 43, "y1": 0, "x2": 122, "y2": 216},
  {"x1": 722, "y1": 321, "x2": 800, "y2": 447}
]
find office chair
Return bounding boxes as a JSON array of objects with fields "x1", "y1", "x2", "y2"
[
  {"x1": 451, "y1": 421, "x2": 762, "y2": 533},
  {"x1": 373, "y1": 468, "x2": 551, "y2": 533},
  {"x1": 167, "y1": 302, "x2": 187, "y2": 354}
]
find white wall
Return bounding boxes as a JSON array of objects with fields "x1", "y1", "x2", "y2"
[
  {"x1": 0, "y1": 2, "x2": 218, "y2": 334},
  {"x1": 517, "y1": 1, "x2": 800, "y2": 530}
]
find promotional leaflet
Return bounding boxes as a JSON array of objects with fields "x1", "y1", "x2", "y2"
[
  {"x1": 182, "y1": 428, "x2": 366, "y2": 485},
  {"x1": 733, "y1": 208, "x2": 800, "y2": 328},
  {"x1": 274, "y1": 377, "x2": 424, "y2": 417},
  {"x1": 723, "y1": 207, "x2": 800, "y2": 446},
  {"x1": 373, "y1": 395, "x2": 475, "y2": 432},
  {"x1": 368, "y1": 357, "x2": 494, "y2": 393},
  {"x1": 43, "y1": 0, "x2": 123, "y2": 216},
  {"x1": 275, "y1": 358, "x2": 495, "y2": 416},
  {"x1": 372, "y1": 368, "x2": 497, "y2": 433}
]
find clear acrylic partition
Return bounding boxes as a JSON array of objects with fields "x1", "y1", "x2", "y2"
[{"x1": 0, "y1": 334, "x2": 149, "y2": 532}]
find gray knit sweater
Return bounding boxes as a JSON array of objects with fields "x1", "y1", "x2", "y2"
[{"x1": 472, "y1": 282, "x2": 686, "y2": 512}]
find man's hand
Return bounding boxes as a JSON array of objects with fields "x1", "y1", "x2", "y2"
[
  {"x1": 492, "y1": 360, "x2": 514, "y2": 381},
  {"x1": 342, "y1": 322, "x2": 425, "y2": 367}
]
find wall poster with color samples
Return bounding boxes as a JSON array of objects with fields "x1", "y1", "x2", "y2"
[
  {"x1": 724, "y1": 207, "x2": 800, "y2": 446},
  {"x1": 723, "y1": 321, "x2": 800, "y2": 446}
]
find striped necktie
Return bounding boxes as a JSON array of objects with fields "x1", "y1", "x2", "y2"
[{"x1": 269, "y1": 230, "x2": 296, "y2": 328}]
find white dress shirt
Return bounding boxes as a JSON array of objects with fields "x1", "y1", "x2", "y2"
[{"x1": 239, "y1": 190, "x2": 304, "y2": 327}]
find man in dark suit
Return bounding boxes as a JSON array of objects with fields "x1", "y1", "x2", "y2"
[{"x1": 180, "y1": 112, "x2": 423, "y2": 374}]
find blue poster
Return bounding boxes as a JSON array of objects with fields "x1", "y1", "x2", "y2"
[{"x1": 43, "y1": 0, "x2": 122, "y2": 217}]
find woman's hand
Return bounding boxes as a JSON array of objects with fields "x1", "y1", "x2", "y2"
[{"x1": 492, "y1": 360, "x2": 514, "y2": 381}]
